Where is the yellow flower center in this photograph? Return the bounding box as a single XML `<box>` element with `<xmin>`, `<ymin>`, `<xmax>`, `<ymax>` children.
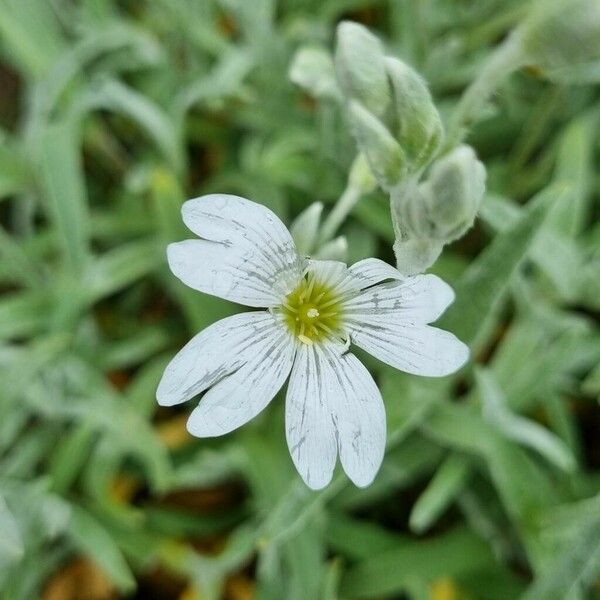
<box><xmin>282</xmin><ymin>274</ymin><xmax>343</xmax><ymax>344</ymax></box>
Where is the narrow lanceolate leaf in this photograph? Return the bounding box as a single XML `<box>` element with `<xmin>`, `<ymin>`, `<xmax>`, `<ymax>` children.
<box><xmin>0</xmin><ymin>291</ymin><xmax>48</xmax><ymax>340</ymax></box>
<box><xmin>476</xmin><ymin>368</ymin><xmax>576</xmax><ymax>472</ymax></box>
<box><xmin>68</xmin><ymin>505</ymin><xmax>136</xmax><ymax>593</ymax></box>
<box><xmin>37</xmin><ymin>120</ymin><xmax>90</xmax><ymax>273</ymax></box>
<box><xmin>0</xmin><ymin>0</ymin><xmax>65</xmax><ymax>78</ymax></box>
<box><xmin>340</xmin><ymin>527</ymin><xmax>495</xmax><ymax>598</ymax></box>
<box><xmin>81</xmin><ymin>78</ymin><xmax>183</xmax><ymax>172</ymax></box>
<box><xmin>521</xmin><ymin>515</ymin><xmax>600</xmax><ymax>600</ymax></box>
<box><xmin>549</xmin><ymin>111</ymin><xmax>597</xmax><ymax>237</ymax></box>
<box><xmin>438</xmin><ymin>184</ymin><xmax>562</xmax><ymax>350</ymax></box>
<box><xmin>0</xmin><ymin>495</ymin><xmax>24</xmax><ymax>570</ymax></box>
<box><xmin>409</xmin><ymin>453</ymin><xmax>471</xmax><ymax>533</ymax></box>
<box><xmin>0</xmin><ymin>135</ymin><xmax>29</xmax><ymax>198</ymax></box>
<box><xmin>83</xmin><ymin>238</ymin><xmax>160</xmax><ymax>304</ymax></box>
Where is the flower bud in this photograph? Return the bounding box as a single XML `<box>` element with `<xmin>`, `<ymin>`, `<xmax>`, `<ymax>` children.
<box><xmin>517</xmin><ymin>0</ymin><xmax>600</xmax><ymax>84</ymax></box>
<box><xmin>390</xmin><ymin>146</ymin><xmax>485</xmax><ymax>274</ymax></box>
<box><xmin>347</xmin><ymin>100</ymin><xmax>406</xmax><ymax>190</ymax></box>
<box><xmin>335</xmin><ymin>21</ymin><xmax>390</xmax><ymax>117</ymax></box>
<box><xmin>426</xmin><ymin>145</ymin><xmax>486</xmax><ymax>241</ymax></box>
<box><xmin>385</xmin><ymin>57</ymin><xmax>444</xmax><ymax>169</ymax></box>
<box><xmin>289</xmin><ymin>47</ymin><xmax>340</xmax><ymax>100</ymax></box>
<box><xmin>290</xmin><ymin>202</ymin><xmax>323</xmax><ymax>255</ymax></box>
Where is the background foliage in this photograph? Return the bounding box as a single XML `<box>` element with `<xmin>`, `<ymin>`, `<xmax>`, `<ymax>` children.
<box><xmin>0</xmin><ymin>0</ymin><xmax>599</xmax><ymax>599</ymax></box>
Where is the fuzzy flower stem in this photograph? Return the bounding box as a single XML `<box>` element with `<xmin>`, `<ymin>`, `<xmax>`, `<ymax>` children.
<box><xmin>318</xmin><ymin>184</ymin><xmax>361</xmax><ymax>245</ymax></box>
<box><xmin>446</xmin><ymin>35</ymin><xmax>526</xmax><ymax>150</ymax></box>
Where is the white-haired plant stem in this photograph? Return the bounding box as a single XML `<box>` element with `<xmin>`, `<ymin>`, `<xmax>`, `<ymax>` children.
<box><xmin>446</xmin><ymin>35</ymin><xmax>525</xmax><ymax>150</ymax></box>
<box><xmin>317</xmin><ymin>182</ymin><xmax>362</xmax><ymax>246</ymax></box>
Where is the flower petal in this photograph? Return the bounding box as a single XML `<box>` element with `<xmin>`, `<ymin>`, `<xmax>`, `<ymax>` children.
<box><xmin>156</xmin><ymin>311</ymin><xmax>277</xmax><ymax>407</ymax></box>
<box><xmin>168</xmin><ymin>194</ymin><xmax>304</xmax><ymax>307</ymax></box>
<box><xmin>187</xmin><ymin>324</ymin><xmax>296</xmax><ymax>437</ymax></box>
<box><xmin>285</xmin><ymin>342</ymin><xmax>386</xmax><ymax>489</ymax></box>
<box><xmin>321</xmin><ymin>344</ymin><xmax>386</xmax><ymax>488</ymax></box>
<box><xmin>348</xmin><ymin>320</ymin><xmax>469</xmax><ymax>377</ymax></box>
<box><xmin>285</xmin><ymin>343</ymin><xmax>338</xmax><ymax>490</ymax></box>
<box><xmin>321</xmin><ymin>257</ymin><xmax>404</xmax><ymax>298</ymax></box>
<box><xmin>306</xmin><ymin>259</ymin><xmax>348</xmax><ymax>287</ymax></box>
<box><xmin>348</xmin><ymin>258</ymin><xmax>404</xmax><ymax>287</ymax></box>
<box><xmin>343</xmin><ymin>274</ymin><xmax>455</xmax><ymax>325</ymax></box>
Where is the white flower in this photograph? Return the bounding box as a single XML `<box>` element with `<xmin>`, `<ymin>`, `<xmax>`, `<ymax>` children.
<box><xmin>157</xmin><ymin>194</ymin><xmax>468</xmax><ymax>490</ymax></box>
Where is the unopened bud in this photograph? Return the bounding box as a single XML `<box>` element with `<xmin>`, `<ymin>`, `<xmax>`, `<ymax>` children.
<box><xmin>335</xmin><ymin>21</ymin><xmax>390</xmax><ymax>117</ymax></box>
<box><xmin>426</xmin><ymin>145</ymin><xmax>486</xmax><ymax>241</ymax></box>
<box><xmin>348</xmin><ymin>100</ymin><xmax>406</xmax><ymax>190</ymax></box>
<box><xmin>517</xmin><ymin>0</ymin><xmax>600</xmax><ymax>84</ymax></box>
<box><xmin>390</xmin><ymin>146</ymin><xmax>485</xmax><ymax>274</ymax></box>
<box><xmin>385</xmin><ymin>57</ymin><xmax>444</xmax><ymax>169</ymax></box>
<box><xmin>289</xmin><ymin>47</ymin><xmax>340</xmax><ymax>100</ymax></box>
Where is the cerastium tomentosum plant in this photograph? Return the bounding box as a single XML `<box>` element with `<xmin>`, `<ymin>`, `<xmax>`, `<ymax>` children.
<box><xmin>157</xmin><ymin>0</ymin><xmax>600</xmax><ymax>492</ymax></box>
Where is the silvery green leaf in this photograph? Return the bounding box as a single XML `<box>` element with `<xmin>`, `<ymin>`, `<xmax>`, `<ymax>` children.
<box><xmin>438</xmin><ymin>184</ymin><xmax>560</xmax><ymax>348</ymax></box>
<box><xmin>68</xmin><ymin>505</ymin><xmax>136</xmax><ymax>593</ymax></box>
<box><xmin>476</xmin><ymin>368</ymin><xmax>576</xmax><ymax>472</ymax></box>
<box><xmin>335</xmin><ymin>21</ymin><xmax>390</xmax><ymax>117</ymax></box>
<box><xmin>289</xmin><ymin>47</ymin><xmax>340</xmax><ymax>101</ymax></box>
<box><xmin>385</xmin><ymin>57</ymin><xmax>443</xmax><ymax>170</ymax></box>
<box><xmin>37</xmin><ymin>120</ymin><xmax>90</xmax><ymax>274</ymax></box>
<box><xmin>290</xmin><ymin>202</ymin><xmax>323</xmax><ymax>255</ymax></box>
<box><xmin>409</xmin><ymin>454</ymin><xmax>471</xmax><ymax>533</ymax></box>
<box><xmin>347</xmin><ymin>101</ymin><xmax>405</xmax><ymax>190</ymax></box>
<box><xmin>0</xmin><ymin>495</ymin><xmax>23</xmax><ymax>571</ymax></box>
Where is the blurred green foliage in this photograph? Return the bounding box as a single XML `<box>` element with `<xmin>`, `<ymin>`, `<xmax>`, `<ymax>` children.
<box><xmin>0</xmin><ymin>0</ymin><xmax>599</xmax><ymax>599</ymax></box>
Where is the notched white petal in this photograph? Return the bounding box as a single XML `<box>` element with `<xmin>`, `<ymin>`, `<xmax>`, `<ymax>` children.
<box><xmin>187</xmin><ymin>326</ymin><xmax>296</xmax><ymax>437</ymax></box>
<box><xmin>168</xmin><ymin>240</ymin><xmax>287</xmax><ymax>307</ymax></box>
<box><xmin>349</xmin><ymin>322</ymin><xmax>469</xmax><ymax>377</ymax></box>
<box><xmin>286</xmin><ymin>344</ymin><xmax>337</xmax><ymax>490</ymax></box>
<box><xmin>321</xmin><ymin>344</ymin><xmax>386</xmax><ymax>488</ymax></box>
<box><xmin>348</xmin><ymin>258</ymin><xmax>405</xmax><ymax>288</ymax></box>
<box><xmin>174</xmin><ymin>194</ymin><xmax>304</xmax><ymax>304</ymax></box>
<box><xmin>306</xmin><ymin>259</ymin><xmax>348</xmax><ymax>286</ymax></box>
<box><xmin>156</xmin><ymin>311</ymin><xmax>276</xmax><ymax>407</ymax></box>
<box><xmin>285</xmin><ymin>341</ymin><xmax>386</xmax><ymax>490</ymax></box>
<box><xmin>343</xmin><ymin>273</ymin><xmax>455</xmax><ymax>325</ymax></box>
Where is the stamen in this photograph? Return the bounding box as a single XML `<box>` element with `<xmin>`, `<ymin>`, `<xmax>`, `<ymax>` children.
<box><xmin>283</xmin><ymin>301</ymin><xmax>298</xmax><ymax>313</ymax></box>
<box><xmin>315</xmin><ymin>322</ymin><xmax>334</xmax><ymax>335</ymax></box>
<box><xmin>298</xmin><ymin>334</ymin><xmax>313</xmax><ymax>345</ymax></box>
<box><xmin>305</xmin><ymin>273</ymin><xmax>317</xmax><ymax>299</ymax></box>
<box><xmin>318</xmin><ymin>296</ymin><xmax>344</xmax><ymax>310</ymax></box>
<box><xmin>316</xmin><ymin>310</ymin><xmax>338</xmax><ymax>318</ymax></box>
<box><xmin>306</xmin><ymin>307</ymin><xmax>319</xmax><ymax>318</ymax></box>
